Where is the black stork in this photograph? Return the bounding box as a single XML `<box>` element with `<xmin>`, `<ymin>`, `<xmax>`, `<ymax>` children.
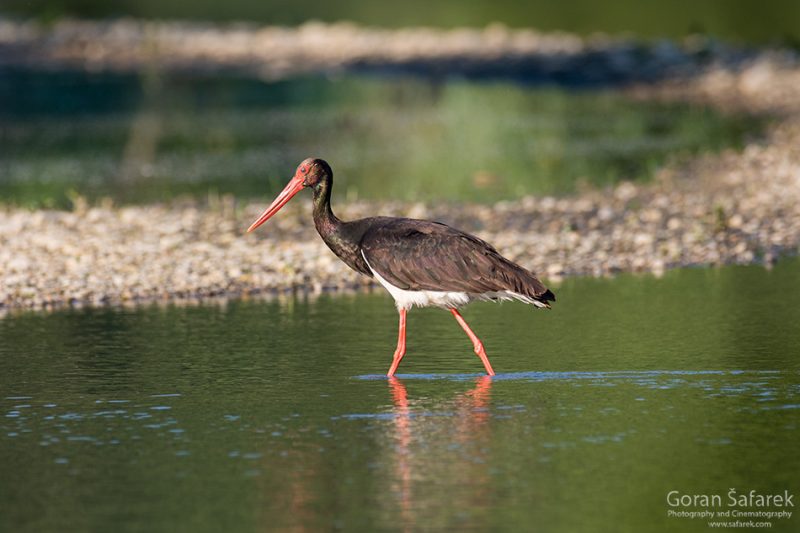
<box><xmin>247</xmin><ymin>158</ymin><xmax>555</xmax><ymax>377</ymax></box>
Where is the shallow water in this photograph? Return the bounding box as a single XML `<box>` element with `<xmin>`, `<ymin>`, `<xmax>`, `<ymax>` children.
<box><xmin>1</xmin><ymin>260</ymin><xmax>798</xmax><ymax>532</ymax></box>
<box><xmin>0</xmin><ymin>71</ymin><xmax>761</xmax><ymax>207</ymax></box>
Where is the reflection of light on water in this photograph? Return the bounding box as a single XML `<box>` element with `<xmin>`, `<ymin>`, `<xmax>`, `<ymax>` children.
<box><xmin>359</xmin><ymin>370</ymin><xmax>787</xmax><ymax>399</ymax></box>
<box><xmin>388</xmin><ymin>378</ymin><xmax>412</xmax><ymax>530</ymax></box>
<box><xmin>387</xmin><ymin>376</ymin><xmax>493</xmax><ymax>530</ymax></box>
<box><xmin>359</xmin><ymin>369</ymin><xmax>782</xmax><ymax>382</ymax></box>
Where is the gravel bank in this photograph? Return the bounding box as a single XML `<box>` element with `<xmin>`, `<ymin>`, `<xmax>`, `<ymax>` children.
<box><xmin>1</xmin><ymin>117</ymin><xmax>798</xmax><ymax>312</ymax></box>
<box><xmin>0</xmin><ymin>18</ymin><xmax>759</xmax><ymax>83</ymax></box>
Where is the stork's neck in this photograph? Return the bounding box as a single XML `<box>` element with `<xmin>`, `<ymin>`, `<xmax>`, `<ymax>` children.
<box><xmin>310</xmin><ymin>174</ymin><xmax>377</xmax><ymax>277</ymax></box>
<box><xmin>310</xmin><ymin>175</ymin><xmax>370</xmax><ymax>276</ymax></box>
<box><xmin>312</xmin><ymin>177</ymin><xmax>342</xmax><ymax>240</ymax></box>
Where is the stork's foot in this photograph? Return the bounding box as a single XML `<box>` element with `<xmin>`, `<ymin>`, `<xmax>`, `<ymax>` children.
<box><xmin>387</xmin><ymin>308</ymin><xmax>408</xmax><ymax>377</ymax></box>
<box><xmin>449</xmin><ymin>308</ymin><xmax>496</xmax><ymax>376</ymax></box>
<box><xmin>387</xmin><ymin>347</ymin><xmax>405</xmax><ymax>377</ymax></box>
<box><xmin>472</xmin><ymin>341</ymin><xmax>496</xmax><ymax>376</ymax></box>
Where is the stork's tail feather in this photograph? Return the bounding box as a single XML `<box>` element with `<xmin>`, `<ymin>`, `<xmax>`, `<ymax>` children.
<box><xmin>501</xmin><ymin>265</ymin><xmax>556</xmax><ymax>309</ymax></box>
<box><xmin>533</xmin><ymin>288</ymin><xmax>556</xmax><ymax>309</ymax></box>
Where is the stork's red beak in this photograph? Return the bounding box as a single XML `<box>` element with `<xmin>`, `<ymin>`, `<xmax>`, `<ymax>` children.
<box><xmin>246</xmin><ymin>175</ymin><xmax>305</xmax><ymax>233</ymax></box>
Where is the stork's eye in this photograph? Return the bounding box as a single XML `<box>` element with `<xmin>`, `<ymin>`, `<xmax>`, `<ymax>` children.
<box><xmin>300</xmin><ymin>166</ymin><xmax>308</xmax><ymax>174</ymax></box>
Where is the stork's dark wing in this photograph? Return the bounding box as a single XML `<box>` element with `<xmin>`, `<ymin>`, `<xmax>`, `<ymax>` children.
<box><xmin>360</xmin><ymin>218</ymin><xmax>554</xmax><ymax>303</ymax></box>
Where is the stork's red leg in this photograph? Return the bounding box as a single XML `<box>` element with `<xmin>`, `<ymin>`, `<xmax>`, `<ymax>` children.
<box><xmin>387</xmin><ymin>308</ymin><xmax>408</xmax><ymax>377</ymax></box>
<box><xmin>449</xmin><ymin>309</ymin><xmax>496</xmax><ymax>376</ymax></box>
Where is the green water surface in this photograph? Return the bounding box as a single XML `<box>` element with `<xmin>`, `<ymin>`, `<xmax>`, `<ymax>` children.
<box><xmin>0</xmin><ymin>72</ymin><xmax>761</xmax><ymax>208</ymax></box>
<box><xmin>1</xmin><ymin>260</ymin><xmax>798</xmax><ymax>532</ymax></box>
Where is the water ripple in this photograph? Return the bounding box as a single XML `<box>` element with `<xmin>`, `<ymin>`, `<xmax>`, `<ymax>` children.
<box><xmin>355</xmin><ymin>369</ymin><xmax>782</xmax><ymax>382</ymax></box>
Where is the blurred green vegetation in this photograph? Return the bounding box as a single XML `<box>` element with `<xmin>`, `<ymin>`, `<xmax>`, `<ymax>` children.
<box><xmin>0</xmin><ymin>71</ymin><xmax>763</xmax><ymax>208</ymax></box>
<box><xmin>3</xmin><ymin>0</ymin><xmax>800</xmax><ymax>45</ymax></box>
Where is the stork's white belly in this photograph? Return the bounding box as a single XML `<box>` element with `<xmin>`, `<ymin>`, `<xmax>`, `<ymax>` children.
<box><xmin>370</xmin><ymin>265</ymin><xmax>472</xmax><ymax>310</ymax></box>
<box><xmin>362</xmin><ymin>251</ymin><xmax>547</xmax><ymax>311</ymax></box>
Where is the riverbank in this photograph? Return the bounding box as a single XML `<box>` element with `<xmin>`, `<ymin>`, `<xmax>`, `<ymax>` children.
<box><xmin>1</xmin><ymin>21</ymin><xmax>799</xmax><ymax>312</ymax></box>
<box><xmin>2</xmin><ymin>117</ymin><xmax>798</xmax><ymax>312</ymax></box>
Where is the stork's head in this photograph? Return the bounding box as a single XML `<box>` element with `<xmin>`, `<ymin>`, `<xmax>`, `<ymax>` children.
<box><xmin>246</xmin><ymin>158</ymin><xmax>332</xmax><ymax>233</ymax></box>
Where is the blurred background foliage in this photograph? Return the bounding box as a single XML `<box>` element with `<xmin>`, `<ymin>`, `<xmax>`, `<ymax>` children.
<box><xmin>0</xmin><ymin>73</ymin><xmax>763</xmax><ymax>208</ymax></box>
<box><xmin>0</xmin><ymin>0</ymin><xmax>783</xmax><ymax>208</ymax></box>
<box><xmin>3</xmin><ymin>0</ymin><xmax>800</xmax><ymax>45</ymax></box>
